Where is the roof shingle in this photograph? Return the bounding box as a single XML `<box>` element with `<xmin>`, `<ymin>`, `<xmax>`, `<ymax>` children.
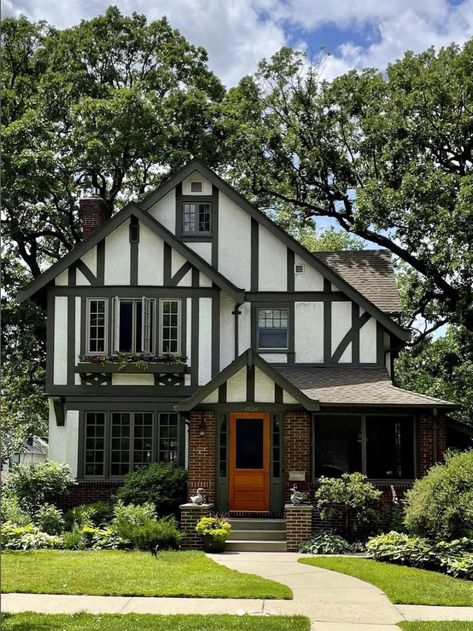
<box><xmin>315</xmin><ymin>250</ymin><xmax>401</xmax><ymax>314</ymax></box>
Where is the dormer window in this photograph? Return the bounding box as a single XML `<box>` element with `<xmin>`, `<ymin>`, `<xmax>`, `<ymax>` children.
<box><xmin>182</xmin><ymin>202</ymin><xmax>211</xmax><ymax>234</ymax></box>
<box><xmin>190</xmin><ymin>180</ymin><xmax>203</xmax><ymax>193</ymax></box>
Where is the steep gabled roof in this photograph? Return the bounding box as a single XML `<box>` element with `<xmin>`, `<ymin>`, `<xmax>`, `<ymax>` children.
<box><xmin>140</xmin><ymin>159</ymin><xmax>409</xmax><ymax>341</ymax></box>
<box><xmin>175</xmin><ymin>349</ymin><xmax>320</xmax><ymax>412</ymax></box>
<box><xmin>17</xmin><ymin>202</ymin><xmax>245</xmax><ymax>305</ymax></box>
<box><xmin>315</xmin><ymin>250</ymin><xmax>401</xmax><ymax>314</ymax></box>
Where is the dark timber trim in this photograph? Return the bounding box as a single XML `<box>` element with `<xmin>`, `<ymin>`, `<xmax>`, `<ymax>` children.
<box><xmin>139</xmin><ymin>159</ymin><xmax>409</xmax><ymax>342</ymax></box>
<box><xmin>233</xmin><ymin>303</ymin><xmax>241</xmax><ymax>359</ymax></box>
<box><xmin>218</xmin><ymin>382</ymin><xmax>227</xmax><ymax>403</ymax></box>
<box><xmin>175</xmin><ymin>182</ymin><xmax>183</xmax><ymax>235</ymax></box>
<box><xmin>331</xmin><ymin>310</ymin><xmax>371</xmax><ymax>363</ymax></box>
<box><xmin>68</xmin><ymin>264</ymin><xmax>76</xmax><ymax>287</ymax></box>
<box><xmin>287</xmin><ymin>248</ymin><xmax>295</xmax><ymax>292</ymax></box>
<box><xmin>211</xmin><ymin>185</ymin><xmax>219</xmax><ymax>268</ymax></box>
<box><xmin>97</xmin><ymin>240</ymin><xmax>105</xmax><ymax>284</ymax></box>
<box><xmin>175</xmin><ymin>349</ymin><xmax>320</xmax><ymax>412</ymax></box>
<box><xmin>246</xmin><ymin>364</ymin><xmax>255</xmax><ymax>402</ymax></box>
<box><xmin>171</xmin><ymin>261</ymin><xmax>193</xmax><ymax>286</ymax></box>
<box><xmin>130</xmin><ymin>245</ymin><xmax>138</xmax><ymax>287</ymax></box>
<box><xmin>163</xmin><ymin>243</ymin><xmax>172</xmax><ymax>285</ymax></box>
<box><xmin>247</xmin><ymin>291</ymin><xmax>347</xmax><ymax>301</ymax></box>
<box><xmin>50</xmin><ymin>286</ymin><xmax>217</xmax><ymax>298</ymax></box>
<box><xmin>76</xmin><ymin>260</ymin><xmax>97</xmax><ymax>286</ymax></box>
<box><xmin>274</xmin><ymin>383</ymin><xmax>283</xmax><ymax>404</ymax></box>
<box><xmin>251</xmin><ymin>218</ymin><xmax>259</xmax><ymax>291</ymax></box>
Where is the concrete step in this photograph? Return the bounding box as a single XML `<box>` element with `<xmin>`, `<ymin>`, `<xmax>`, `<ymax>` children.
<box><xmin>228</xmin><ymin>518</ymin><xmax>286</xmax><ymax>531</ymax></box>
<box><xmin>225</xmin><ymin>540</ymin><xmax>287</xmax><ymax>552</ymax></box>
<box><xmin>230</xmin><ymin>529</ymin><xmax>286</xmax><ymax>541</ymax></box>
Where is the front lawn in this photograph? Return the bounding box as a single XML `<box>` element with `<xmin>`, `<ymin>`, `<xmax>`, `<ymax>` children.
<box><xmin>399</xmin><ymin>624</ymin><xmax>473</xmax><ymax>631</ymax></box>
<box><xmin>2</xmin><ymin>550</ymin><xmax>292</xmax><ymax>599</ymax></box>
<box><xmin>0</xmin><ymin>613</ymin><xmax>309</xmax><ymax>631</ymax></box>
<box><xmin>299</xmin><ymin>557</ymin><xmax>473</xmax><ymax>606</ymax></box>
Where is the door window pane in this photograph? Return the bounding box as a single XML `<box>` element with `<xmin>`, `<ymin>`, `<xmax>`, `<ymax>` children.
<box><xmin>257</xmin><ymin>308</ymin><xmax>288</xmax><ymax>349</ymax></box>
<box><xmin>314</xmin><ymin>416</ymin><xmax>362</xmax><ymax>477</ymax></box>
<box><xmin>236</xmin><ymin>418</ymin><xmax>263</xmax><ymax>469</ymax></box>
<box><xmin>366</xmin><ymin>417</ymin><xmax>414</xmax><ymax>479</ymax></box>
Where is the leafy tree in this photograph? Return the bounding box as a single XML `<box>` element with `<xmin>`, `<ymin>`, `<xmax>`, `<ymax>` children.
<box><xmin>395</xmin><ymin>326</ymin><xmax>473</xmax><ymax>425</ymax></box>
<box><xmin>1</xmin><ymin>8</ymin><xmax>226</xmax><ymax>444</ymax></box>
<box><xmin>222</xmin><ymin>44</ymin><xmax>473</xmax><ymax>340</ymax></box>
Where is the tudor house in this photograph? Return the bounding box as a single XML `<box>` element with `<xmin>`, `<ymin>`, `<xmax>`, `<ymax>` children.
<box><xmin>19</xmin><ymin>160</ymin><xmax>461</xmax><ymax>519</ymax></box>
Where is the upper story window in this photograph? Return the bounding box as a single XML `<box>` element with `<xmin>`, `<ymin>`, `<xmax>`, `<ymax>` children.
<box><xmin>182</xmin><ymin>202</ymin><xmax>211</xmax><ymax>234</ymax></box>
<box><xmin>256</xmin><ymin>308</ymin><xmax>288</xmax><ymax>350</ymax></box>
<box><xmin>87</xmin><ymin>299</ymin><xmax>108</xmax><ymax>354</ymax></box>
<box><xmin>113</xmin><ymin>297</ymin><xmax>154</xmax><ymax>353</ymax></box>
<box><xmin>160</xmin><ymin>299</ymin><xmax>181</xmax><ymax>354</ymax></box>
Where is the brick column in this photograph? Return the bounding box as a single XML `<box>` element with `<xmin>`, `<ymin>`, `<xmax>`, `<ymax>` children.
<box><xmin>283</xmin><ymin>410</ymin><xmax>311</xmax><ymax>501</ymax></box>
<box><xmin>285</xmin><ymin>504</ymin><xmax>313</xmax><ymax>552</ymax></box>
<box><xmin>180</xmin><ymin>503</ymin><xmax>213</xmax><ymax>550</ymax></box>
<box><xmin>187</xmin><ymin>411</ymin><xmax>216</xmax><ymax>504</ymax></box>
<box><xmin>418</xmin><ymin>415</ymin><xmax>447</xmax><ymax>476</ymax></box>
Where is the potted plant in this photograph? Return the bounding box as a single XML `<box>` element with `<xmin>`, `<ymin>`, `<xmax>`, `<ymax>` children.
<box><xmin>195</xmin><ymin>516</ymin><xmax>232</xmax><ymax>553</ymax></box>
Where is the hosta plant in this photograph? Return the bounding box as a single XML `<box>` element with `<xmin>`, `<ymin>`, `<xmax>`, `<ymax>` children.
<box><xmin>299</xmin><ymin>532</ymin><xmax>352</xmax><ymax>554</ymax></box>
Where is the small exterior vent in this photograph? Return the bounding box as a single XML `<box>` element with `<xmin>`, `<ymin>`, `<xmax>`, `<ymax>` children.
<box><xmin>295</xmin><ymin>264</ymin><xmax>305</xmax><ymax>274</ymax></box>
<box><xmin>190</xmin><ymin>180</ymin><xmax>203</xmax><ymax>192</ymax></box>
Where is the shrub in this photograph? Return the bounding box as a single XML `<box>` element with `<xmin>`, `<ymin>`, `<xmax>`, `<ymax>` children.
<box><xmin>195</xmin><ymin>516</ymin><xmax>232</xmax><ymax>544</ymax></box>
<box><xmin>1</xmin><ymin>522</ymin><xmax>62</xmax><ymax>550</ymax></box>
<box><xmin>5</xmin><ymin>462</ymin><xmax>75</xmax><ymax>512</ymax></box>
<box><xmin>404</xmin><ymin>449</ymin><xmax>473</xmax><ymax>540</ymax></box>
<box><xmin>315</xmin><ymin>473</ymin><xmax>382</xmax><ymax>541</ymax></box>
<box><xmin>61</xmin><ymin>524</ymin><xmax>128</xmax><ymax>550</ymax></box>
<box><xmin>115</xmin><ymin>463</ymin><xmax>187</xmax><ymax>516</ymax></box>
<box><xmin>367</xmin><ymin>531</ymin><xmax>473</xmax><ymax>579</ymax></box>
<box><xmin>34</xmin><ymin>504</ymin><xmax>65</xmax><ymax>535</ymax></box>
<box><xmin>299</xmin><ymin>532</ymin><xmax>352</xmax><ymax>554</ymax></box>
<box><xmin>112</xmin><ymin>500</ymin><xmax>156</xmax><ymax>528</ymax></box>
<box><xmin>112</xmin><ymin>500</ymin><xmax>180</xmax><ymax>550</ymax></box>
<box><xmin>0</xmin><ymin>494</ymin><xmax>31</xmax><ymax>526</ymax></box>
<box><xmin>65</xmin><ymin>502</ymin><xmax>113</xmax><ymax>529</ymax></box>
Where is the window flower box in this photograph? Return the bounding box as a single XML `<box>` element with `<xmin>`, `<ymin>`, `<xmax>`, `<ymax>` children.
<box><xmin>76</xmin><ymin>353</ymin><xmax>188</xmax><ymax>375</ymax></box>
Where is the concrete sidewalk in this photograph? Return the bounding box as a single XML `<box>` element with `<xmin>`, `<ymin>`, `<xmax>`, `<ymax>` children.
<box><xmin>2</xmin><ymin>552</ymin><xmax>473</xmax><ymax>630</ymax></box>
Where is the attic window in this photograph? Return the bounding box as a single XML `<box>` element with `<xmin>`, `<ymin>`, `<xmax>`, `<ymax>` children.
<box><xmin>182</xmin><ymin>202</ymin><xmax>211</xmax><ymax>234</ymax></box>
<box><xmin>295</xmin><ymin>264</ymin><xmax>305</xmax><ymax>274</ymax></box>
<box><xmin>190</xmin><ymin>180</ymin><xmax>203</xmax><ymax>193</ymax></box>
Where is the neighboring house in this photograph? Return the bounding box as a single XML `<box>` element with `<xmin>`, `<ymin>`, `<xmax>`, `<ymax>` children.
<box><xmin>19</xmin><ymin>160</ymin><xmax>460</xmax><ymax>514</ymax></box>
<box><xmin>2</xmin><ymin>435</ymin><xmax>48</xmax><ymax>474</ymax></box>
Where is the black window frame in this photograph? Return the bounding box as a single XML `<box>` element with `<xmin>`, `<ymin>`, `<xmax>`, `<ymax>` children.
<box><xmin>256</xmin><ymin>307</ymin><xmax>289</xmax><ymax>351</ymax></box>
<box><xmin>313</xmin><ymin>413</ymin><xmax>417</xmax><ymax>482</ymax></box>
<box><xmin>181</xmin><ymin>201</ymin><xmax>212</xmax><ymax>235</ymax></box>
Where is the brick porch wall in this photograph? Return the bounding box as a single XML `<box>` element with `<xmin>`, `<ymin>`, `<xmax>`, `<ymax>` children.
<box><xmin>418</xmin><ymin>415</ymin><xmax>447</xmax><ymax>476</ymax></box>
<box><xmin>54</xmin><ymin>480</ymin><xmax>122</xmax><ymax>510</ymax></box>
<box><xmin>187</xmin><ymin>410</ymin><xmax>216</xmax><ymax>505</ymax></box>
<box><xmin>283</xmin><ymin>410</ymin><xmax>312</xmax><ymax>502</ymax></box>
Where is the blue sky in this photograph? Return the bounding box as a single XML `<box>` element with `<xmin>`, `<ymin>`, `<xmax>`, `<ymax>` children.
<box><xmin>6</xmin><ymin>0</ymin><xmax>473</xmax><ymax>86</ymax></box>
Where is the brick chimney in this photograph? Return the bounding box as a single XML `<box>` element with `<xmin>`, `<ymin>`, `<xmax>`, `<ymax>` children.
<box><xmin>79</xmin><ymin>191</ymin><xmax>109</xmax><ymax>239</ymax></box>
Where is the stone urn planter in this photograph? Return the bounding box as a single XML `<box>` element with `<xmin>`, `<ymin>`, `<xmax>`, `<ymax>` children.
<box><xmin>203</xmin><ymin>535</ymin><xmax>226</xmax><ymax>553</ymax></box>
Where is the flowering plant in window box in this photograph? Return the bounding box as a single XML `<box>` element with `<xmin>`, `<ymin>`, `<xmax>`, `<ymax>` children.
<box><xmin>78</xmin><ymin>353</ymin><xmax>188</xmax><ymax>373</ymax></box>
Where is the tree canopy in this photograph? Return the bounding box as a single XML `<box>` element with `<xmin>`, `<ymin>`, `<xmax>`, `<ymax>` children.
<box><xmin>221</xmin><ymin>44</ymin><xmax>473</xmax><ymax>341</ymax></box>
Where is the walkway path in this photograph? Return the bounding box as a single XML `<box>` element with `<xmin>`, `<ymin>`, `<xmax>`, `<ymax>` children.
<box><xmin>3</xmin><ymin>552</ymin><xmax>473</xmax><ymax>630</ymax></box>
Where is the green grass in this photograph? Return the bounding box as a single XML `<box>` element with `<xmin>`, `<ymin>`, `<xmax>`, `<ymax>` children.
<box><xmin>0</xmin><ymin>613</ymin><xmax>309</xmax><ymax>631</ymax></box>
<box><xmin>299</xmin><ymin>557</ymin><xmax>473</xmax><ymax>606</ymax></box>
<box><xmin>1</xmin><ymin>550</ymin><xmax>292</xmax><ymax>599</ymax></box>
<box><xmin>399</xmin><ymin>624</ymin><xmax>473</xmax><ymax>631</ymax></box>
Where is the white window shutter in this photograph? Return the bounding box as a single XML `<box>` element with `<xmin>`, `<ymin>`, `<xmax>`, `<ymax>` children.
<box><xmin>113</xmin><ymin>297</ymin><xmax>120</xmax><ymax>353</ymax></box>
<box><xmin>142</xmin><ymin>296</ymin><xmax>151</xmax><ymax>353</ymax></box>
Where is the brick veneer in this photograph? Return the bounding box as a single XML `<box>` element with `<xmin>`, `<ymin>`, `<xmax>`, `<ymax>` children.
<box><xmin>187</xmin><ymin>410</ymin><xmax>216</xmax><ymax>504</ymax></box>
<box><xmin>180</xmin><ymin>503</ymin><xmax>212</xmax><ymax>550</ymax></box>
<box><xmin>418</xmin><ymin>415</ymin><xmax>447</xmax><ymax>476</ymax></box>
<box><xmin>54</xmin><ymin>480</ymin><xmax>122</xmax><ymax>510</ymax></box>
<box><xmin>79</xmin><ymin>194</ymin><xmax>109</xmax><ymax>239</ymax></box>
<box><xmin>285</xmin><ymin>504</ymin><xmax>313</xmax><ymax>552</ymax></box>
<box><xmin>283</xmin><ymin>410</ymin><xmax>312</xmax><ymax>501</ymax></box>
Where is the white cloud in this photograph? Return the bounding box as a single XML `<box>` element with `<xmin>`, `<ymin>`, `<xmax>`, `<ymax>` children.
<box><xmin>3</xmin><ymin>0</ymin><xmax>286</xmax><ymax>86</ymax></box>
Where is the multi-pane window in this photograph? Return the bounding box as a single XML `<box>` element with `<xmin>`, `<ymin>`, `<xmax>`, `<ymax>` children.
<box><xmin>182</xmin><ymin>202</ymin><xmax>211</xmax><ymax>234</ymax></box>
<box><xmin>160</xmin><ymin>300</ymin><xmax>180</xmax><ymax>354</ymax></box>
<box><xmin>257</xmin><ymin>308</ymin><xmax>288</xmax><ymax>350</ymax></box>
<box><xmin>114</xmin><ymin>297</ymin><xmax>154</xmax><ymax>353</ymax></box>
<box><xmin>158</xmin><ymin>413</ymin><xmax>178</xmax><ymax>462</ymax></box>
<box><xmin>84</xmin><ymin>412</ymin><xmax>106</xmax><ymax>476</ymax></box>
<box><xmin>219</xmin><ymin>416</ymin><xmax>228</xmax><ymax>477</ymax></box>
<box><xmin>272</xmin><ymin>415</ymin><xmax>281</xmax><ymax>478</ymax></box>
<box><xmin>87</xmin><ymin>299</ymin><xmax>107</xmax><ymax>353</ymax></box>
<box><xmin>110</xmin><ymin>412</ymin><xmax>131</xmax><ymax>477</ymax></box>
<box><xmin>133</xmin><ymin>413</ymin><xmax>153</xmax><ymax>470</ymax></box>
<box><xmin>314</xmin><ymin>415</ymin><xmax>415</xmax><ymax>480</ymax></box>
<box><xmin>84</xmin><ymin>411</ymin><xmax>180</xmax><ymax>478</ymax></box>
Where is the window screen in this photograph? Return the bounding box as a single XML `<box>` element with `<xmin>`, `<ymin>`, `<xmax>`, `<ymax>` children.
<box><xmin>366</xmin><ymin>417</ymin><xmax>414</xmax><ymax>479</ymax></box>
<box><xmin>314</xmin><ymin>416</ymin><xmax>362</xmax><ymax>477</ymax></box>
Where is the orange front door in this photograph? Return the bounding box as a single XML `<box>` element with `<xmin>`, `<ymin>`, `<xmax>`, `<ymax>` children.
<box><xmin>229</xmin><ymin>412</ymin><xmax>270</xmax><ymax>512</ymax></box>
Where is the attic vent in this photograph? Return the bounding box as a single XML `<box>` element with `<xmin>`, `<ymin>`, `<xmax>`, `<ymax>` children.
<box><xmin>295</xmin><ymin>264</ymin><xmax>305</xmax><ymax>274</ymax></box>
<box><xmin>190</xmin><ymin>180</ymin><xmax>203</xmax><ymax>193</ymax></box>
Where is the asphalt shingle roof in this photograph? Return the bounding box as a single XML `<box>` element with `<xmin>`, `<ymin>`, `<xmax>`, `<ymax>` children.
<box><xmin>276</xmin><ymin>365</ymin><xmax>454</xmax><ymax>407</ymax></box>
<box><xmin>315</xmin><ymin>249</ymin><xmax>402</xmax><ymax>314</ymax></box>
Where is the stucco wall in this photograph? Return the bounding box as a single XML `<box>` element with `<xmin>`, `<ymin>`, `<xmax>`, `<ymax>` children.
<box><xmin>218</xmin><ymin>191</ymin><xmax>251</xmax><ymax>288</ymax></box>
<box><xmin>295</xmin><ymin>302</ymin><xmax>324</xmax><ymax>362</ymax></box>
<box><xmin>104</xmin><ymin>220</ymin><xmax>130</xmax><ymax>285</ymax></box>
<box><xmin>53</xmin><ymin>296</ymin><xmax>68</xmax><ymax>385</ymax></box>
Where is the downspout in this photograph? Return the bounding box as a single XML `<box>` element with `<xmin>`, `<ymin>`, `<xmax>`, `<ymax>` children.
<box><xmin>232</xmin><ymin>303</ymin><xmax>242</xmax><ymax>360</ymax></box>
